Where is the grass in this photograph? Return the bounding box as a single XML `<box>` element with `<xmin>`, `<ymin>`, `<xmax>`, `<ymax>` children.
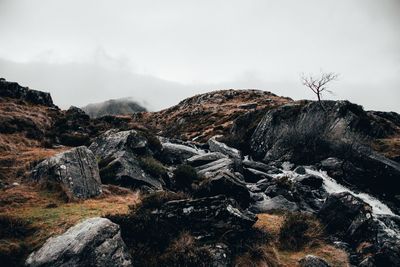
<box><xmin>252</xmin><ymin>213</ymin><xmax>350</xmax><ymax>267</ymax></box>
<box><xmin>0</xmin><ymin>184</ymin><xmax>140</xmax><ymax>266</ymax></box>
<box><xmin>372</xmin><ymin>137</ymin><xmax>400</xmax><ymax>160</ymax></box>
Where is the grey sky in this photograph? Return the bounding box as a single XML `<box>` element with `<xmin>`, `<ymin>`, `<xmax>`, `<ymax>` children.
<box><xmin>0</xmin><ymin>0</ymin><xmax>399</xmax><ymax>112</ymax></box>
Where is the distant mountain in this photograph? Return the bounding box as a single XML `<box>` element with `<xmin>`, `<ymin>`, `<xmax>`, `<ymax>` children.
<box><xmin>81</xmin><ymin>98</ymin><xmax>147</xmax><ymax>118</ymax></box>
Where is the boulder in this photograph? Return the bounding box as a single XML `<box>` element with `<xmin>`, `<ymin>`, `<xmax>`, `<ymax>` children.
<box><xmin>242</xmin><ymin>167</ymin><xmax>273</xmax><ymax>183</ymax></box>
<box><xmin>152</xmin><ymin>195</ymin><xmax>257</xmax><ymax>238</ymax></box>
<box><xmin>207</xmin><ymin>243</ymin><xmax>231</xmax><ymax>267</ymax></box>
<box><xmin>195</xmin><ymin>170</ymin><xmax>252</xmax><ymax>208</ymax></box>
<box><xmin>0</xmin><ymin>78</ymin><xmax>55</xmax><ymax>107</ymax></box>
<box><xmin>187</xmin><ymin>152</ymin><xmax>226</xmax><ymax>167</ymax></box>
<box><xmin>297</xmin><ymin>174</ymin><xmax>323</xmax><ymax>189</ymax></box>
<box><xmin>318</xmin><ymin>192</ymin><xmax>373</xmax><ymax>242</ymax></box>
<box><xmin>161</xmin><ymin>142</ymin><xmax>204</xmax><ymax>164</ymax></box>
<box><xmin>299</xmin><ymin>255</ymin><xmax>331</xmax><ymax>267</ymax></box>
<box><xmin>242</xmin><ymin>159</ymin><xmax>281</xmax><ymax>174</ymax></box>
<box><xmin>31</xmin><ymin>146</ymin><xmax>102</xmax><ymax>199</ymax></box>
<box><xmin>89</xmin><ymin>129</ymin><xmax>163</xmax><ymax>189</ymax></box>
<box><xmin>208</xmin><ymin>136</ymin><xmax>241</xmax><ymax>159</ymax></box>
<box><xmin>195</xmin><ymin>158</ymin><xmax>235</xmax><ymax>178</ymax></box>
<box><xmin>294</xmin><ymin>166</ymin><xmax>306</xmax><ymax>175</ymax></box>
<box><xmin>26</xmin><ymin>217</ymin><xmax>132</xmax><ymax>267</ymax></box>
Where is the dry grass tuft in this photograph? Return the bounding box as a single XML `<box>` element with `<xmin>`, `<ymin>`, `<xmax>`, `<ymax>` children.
<box><xmin>235</xmin><ymin>245</ymin><xmax>281</xmax><ymax>267</ymax></box>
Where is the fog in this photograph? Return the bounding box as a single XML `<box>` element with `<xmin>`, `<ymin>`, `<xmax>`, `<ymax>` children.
<box><xmin>0</xmin><ymin>0</ymin><xmax>399</xmax><ymax>112</ymax></box>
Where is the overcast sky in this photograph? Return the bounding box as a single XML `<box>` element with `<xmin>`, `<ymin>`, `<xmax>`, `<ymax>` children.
<box><xmin>0</xmin><ymin>0</ymin><xmax>399</xmax><ymax>112</ymax></box>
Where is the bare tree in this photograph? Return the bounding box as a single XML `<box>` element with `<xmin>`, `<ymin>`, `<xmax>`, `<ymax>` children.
<box><xmin>301</xmin><ymin>72</ymin><xmax>339</xmax><ymax>102</ymax></box>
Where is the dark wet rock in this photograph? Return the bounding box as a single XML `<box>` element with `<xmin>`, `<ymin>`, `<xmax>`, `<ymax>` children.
<box><xmin>161</xmin><ymin>142</ymin><xmax>204</xmax><ymax>164</ymax></box>
<box><xmin>242</xmin><ymin>159</ymin><xmax>280</xmax><ymax>174</ymax></box>
<box><xmin>31</xmin><ymin>146</ymin><xmax>102</xmax><ymax>199</ymax></box>
<box><xmin>152</xmin><ymin>195</ymin><xmax>257</xmax><ymax>238</ymax></box>
<box><xmin>195</xmin><ymin>170</ymin><xmax>252</xmax><ymax>208</ymax></box>
<box><xmin>318</xmin><ymin>192</ymin><xmax>373</xmax><ymax>242</ymax></box>
<box><xmin>299</xmin><ymin>255</ymin><xmax>331</xmax><ymax>267</ymax></box>
<box><xmin>187</xmin><ymin>152</ymin><xmax>226</xmax><ymax>167</ymax></box>
<box><xmin>242</xmin><ymin>167</ymin><xmax>273</xmax><ymax>183</ymax></box>
<box><xmin>89</xmin><ymin>129</ymin><xmax>163</xmax><ymax>189</ymax></box>
<box><xmin>0</xmin><ymin>78</ymin><xmax>55</xmax><ymax>107</ymax></box>
<box><xmin>294</xmin><ymin>166</ymin><xmax>306</xmax><ymax>174</ymax></box>
<box><xmin>297</xmin><ymin>174</ymin><xmax>323</xmax><ymax>189</ymax></box>
<box><xmin>26</xmin><ymin>217</ymin><xmax>132</xmax><ymax>267</ymax></box>
<box><xmin>207</xmin><ymin>243</ymin><xmax>231</xmax><ymax>267</ymax></box>
<box><xmin>250</xmin><ymin>100</ymin><xmax>394</xmax><ymax>163</ymax></box>
<box><xmin>251</xmin><ymin>195</ymin><xmax>299</xmax><ymax>213</ymax></box>
<box><xmin>52</xmin><ymin>106</ymin><xmax>92</xmax><ymax>146</ymax></box>
<box><xmin>195</xmin><ymin>158</ymin><xmax>235</xmax><ymax>178</ymax></box>
<box><xmin>208</xmin><ymin>136</ymin><xmax>241</xmax><ymax>159</ymax></box>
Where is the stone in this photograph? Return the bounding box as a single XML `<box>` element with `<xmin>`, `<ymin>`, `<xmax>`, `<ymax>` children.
<box><xmin>152</xmin><ymin>195</ymin><xmax>257</xmax><ymax>238</ymax></box>
<box><xmin>297</xmin><ymin>174</ymin><xmax>323</xmax><ymax>189</ymax></box>
<box><xmin>208</xmin><ymin>136</ymin><xmax>241</xmax><ymax>159</ymax></box>
<box><xmin>318</xmin><ymin>192</ymin><xmax>373</xmax><ymax>242</ymax></box>
<box><xmin>0</xmin><ymin>78</ymin><xmax>55</xmax><ymax>107</ymax></box>
<box><xmin>299</xmin><ymin>255</ymin><xmax>331</xmax><ymax>267</ymax></box>
<box><xmin>26</xmin><ymin>217</ymin><xmax>132</xmax><ymax>267</ymax></box>
<box><xmin>242</xmin><ymin>167</ymin><xmax>273</xmax><ymax>183</ymax></box>
<box><xmin>195</xmin><ymin>158</ymin><xmax>235</xmax><ymax>177</ymax></box>
<box><xmin>187</xmin><ymin>152</ymin><xmax>227</xmax><ymax>167</ymax></box>
<box><xmin>195</xmin><ymin>170</ymin><xmax>252</xmax><ymax>208</ymax></box>
<box><xmin>294</xmin><ymin>166</ymin><xmax>306</xmax><ymax>175</ymax></box>
<box><xmin>89</xmin><ymin>129</ymin><xmax>163</xmax><ymax>189</ymax></box>
<box><xmin>31</xmin><ymin>146</ymin><xmax>102</xmax><ymax>199</ymax></box>
<box><xmin>161</xmin><ymin>142</ymin><xmax>204</xmax><ymax>164</ymax></box>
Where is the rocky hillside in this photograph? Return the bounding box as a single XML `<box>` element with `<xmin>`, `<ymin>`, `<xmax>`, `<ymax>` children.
<box><xmin>134</xmin><ymin>89</ymin><xmax>292</xmax><ymax>142</ymax></box>
<box><xmin>1</xmin><ymin>78</ymin><xmax>400</xmax><ymax>267</ymax></box>
<box><xmin>82</xmin><ymin>98</ymin><xmax>147</xmax><ymax>118</ymax></box>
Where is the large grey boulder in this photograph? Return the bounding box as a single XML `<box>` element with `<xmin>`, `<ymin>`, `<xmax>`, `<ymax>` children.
<box><xmin>31</xmin><ymin>146</ymin><xmax>102</xmax><ymax>199</ymax></box>
<box><xmin>89</xmin><ymin>129</ymin><xmax>163</xmax><ymax>189</ymax></box>
<box><xmin>26</xmin><ymin>217</ymin><xmax>132</xmax><ymax>267</ymax></box>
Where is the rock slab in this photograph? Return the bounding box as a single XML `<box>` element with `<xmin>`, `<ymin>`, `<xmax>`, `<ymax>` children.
<box><xmin>26</xmin><ymin>217</ymin><xmax>132</xmax><ymax>267</ymax></box>
<box><xmin>31</xmin><ymin>146</ymin><xmax>102</xmax><ymax>199</ymax></box>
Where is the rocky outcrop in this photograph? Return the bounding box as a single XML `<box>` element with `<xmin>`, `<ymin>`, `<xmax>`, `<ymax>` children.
<box><xmin>0</xmin><ymin>78</ymin><xmax>55</xmax><ymax>107</ymax></box>
<box><xmin>318</xmin><ymin>192</ymin><xmax>373</xmax><ymax>242</ymax></box>
<box><xmin>89</xmin><ymin>129</ymin><xmax>163</xmax><ymax>189</ymax></box>
<box><xmin>195</xmin><ymin>158</ymin><xmax>235</xmax><ymax>178</ymax></box>
<box><xmin>26</xmin><ymin>217</ymin><xmax>132</xmax><ymax>267</ymax></box>
<box><xmin>251</xmin><ymin>100</ymin><xmax>390</xmax><ymax>162</ymax></box>
<box><xmin>132</xmin><ymin>89</ymin><xmax>292</xmax><ymax>142</ymax></box>
<box><xmin>195</xmin><ymin>170</ymin><xmax>251</xmax><ymax>208</ymax></box>
<box><xmin>250</xmin><ymin>100</ymin><xmax>400</xmax><ymax>211</ymax></box>
<box><xmin>152</xmin><ymin>195</ymin><xmax>257</xmax><ymax>238</ymax></box>
<box><xmin>31</xmin><ymin>146</ymin><xmax>102</xmax><ymax>199</ymax></box>
<box><xmin>251</xmin><ymin>195</ymin><xmax>299</xmax><ymax>213</ymax></box>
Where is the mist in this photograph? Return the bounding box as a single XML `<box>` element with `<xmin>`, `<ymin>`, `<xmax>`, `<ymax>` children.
<box><xmin>0</xmin><ymin>0</ymin><xmax>399</xmax><ymax>112</ymax></box>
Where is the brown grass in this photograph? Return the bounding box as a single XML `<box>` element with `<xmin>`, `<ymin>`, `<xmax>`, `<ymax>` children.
<box><xmin>372</xmin><ymin>137</ymin><xmax>400</xmax><ymax>160</ymax></box>
<box><xmin>0</xmin><ymin>183</ymin><xmax>140</xmax><ymax>263</ymax></box>
<box><xmin>254</xmin><ymin>213</ymin><xmax>350</xmax><ymax>267</ymax></box>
